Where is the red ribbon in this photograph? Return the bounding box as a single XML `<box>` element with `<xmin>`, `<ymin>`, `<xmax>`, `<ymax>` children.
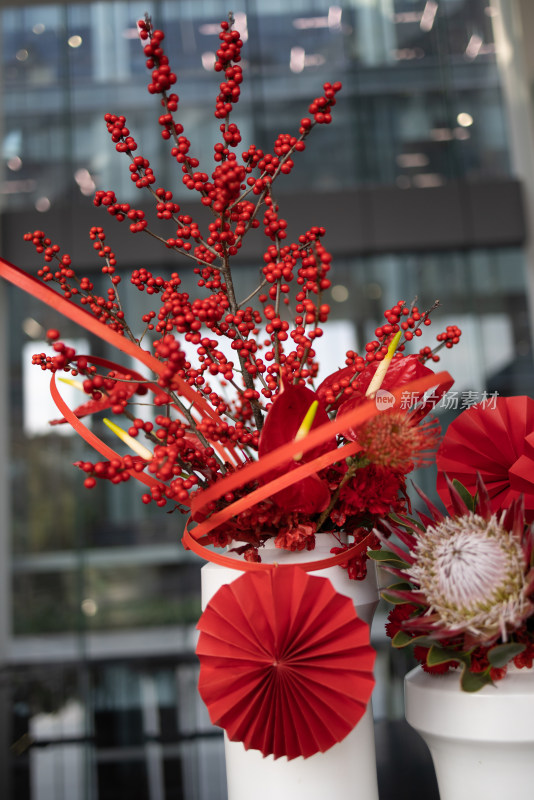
<box><xmin>0</xmin><ymin>256</ymin><xmax>454</xmax><ymax>571</ymax></box>
<box><xmin>50</xmin><ymin>359</ymin><xmax>171</xmax><ymax>500</ymax></box>
<box><xmin>182</xmin><ymin>521</ymin><xmax>377</xmax><ymax>573</ymax></box>
<box><xmin>0</xmin><ymin>257</ymin><xmax>222</xmax><ymax>422</ymax></box>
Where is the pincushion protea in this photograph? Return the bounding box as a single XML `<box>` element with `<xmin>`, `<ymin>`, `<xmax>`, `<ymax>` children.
<box><xmin>371</xmin><ymin>475</ymin><xmax>534</xmax><ymax>691</ymax></box>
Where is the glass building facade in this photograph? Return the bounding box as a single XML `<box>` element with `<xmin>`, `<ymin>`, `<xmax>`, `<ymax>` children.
<box><xmin>1</xmin><ymin>0</ymin><xmax>513</xmax><ymax>205</ymax></box>
<box><xmin>0</xmin><ymin>1</ymin><xmax>532</xmax><ymax>798</ymax></box>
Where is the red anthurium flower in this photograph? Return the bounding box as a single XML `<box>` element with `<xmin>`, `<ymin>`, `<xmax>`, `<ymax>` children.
<box><xmin>318</xmin><ymin>354</ymin><xmax>435</xmax><ymax>410</ymax></box>
<box><xmin>259</xmin><ymin>385</ymin><xmax>335</xmax><ymax>461</ymax></box>
<box><xmin>258</xmin><ymin>384</ymin><xmax>335</xmax><ymax>513</ymax></box>
<box><xmin>331</xmin><ymin>355</ymin><xmax>443</xmax><ymax>441</ymax></box>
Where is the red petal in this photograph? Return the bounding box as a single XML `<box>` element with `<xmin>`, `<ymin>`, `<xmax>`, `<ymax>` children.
<box><xmin>271</xmin><ymin>472</ymin><xmax>331</xmax><ymax>514</ymax></box>
<box><xmin>258</xmin><ymin>387</ymin><xmax>334</xmax><ymax>513</ymax></box>
<box><xmin>259</xmin><ymin>384</ymin><xmax>334</xmax><ymax>461</ymax></box>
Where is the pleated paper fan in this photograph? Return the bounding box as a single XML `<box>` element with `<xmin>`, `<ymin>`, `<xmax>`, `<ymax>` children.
<box><xmin>436</xmin><ymin>396</ymin><xmax>534</xmax><ymax>518</ymax></box>
<box><xmin>196</xmin><ymin>567</ymin><xmax>375</xmax><ymax>760</ymax></box>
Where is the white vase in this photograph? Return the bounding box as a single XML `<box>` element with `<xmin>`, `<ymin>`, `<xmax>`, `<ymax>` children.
<box><xmin>405</xmin><ymin>664</ymin><xmax>534</xmax><ymax>800</ymax></box>
<box><xmin>200</xmin><ymin>533</ymin><xmax>380</xmax><ymax>800</ymax></box>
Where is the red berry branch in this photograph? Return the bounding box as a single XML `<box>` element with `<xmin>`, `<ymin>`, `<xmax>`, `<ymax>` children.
<box><xmin>22</xmin><ymin>14</ymin><xmax>461</xmax><ymax>573</ymax></box>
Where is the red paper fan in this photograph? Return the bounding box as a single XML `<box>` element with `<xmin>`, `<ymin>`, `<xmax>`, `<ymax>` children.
<box><xmin>196</xmin><ymin>568</ymin><xmax>375</xmax><ymax>760</ymax></box>
<box><xmin>436</xmin><ymin>396</ymin><xmax>534</xmax><ymax>519</ymax></box>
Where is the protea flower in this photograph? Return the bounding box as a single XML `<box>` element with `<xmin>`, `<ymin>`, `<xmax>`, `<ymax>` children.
<box><xmin>374</xmin><ymin>475</ymin><xmax>534</xmax><ymax>686</ymax></box>
<box><xmin>356</xmin><ymin>409</ymin><xmax>440</xmax><ymax>473</ymax></box>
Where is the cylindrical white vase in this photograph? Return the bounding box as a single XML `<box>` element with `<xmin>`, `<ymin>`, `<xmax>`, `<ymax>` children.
<box><xmin>405</xmin><ymin>664</ymin><xmax>534</xmax><ymax>800</ymax></box>
<box><xmin>200</xmin><ymin>534</ymin><xmax>380</xmax><ymax>800</ymax></box>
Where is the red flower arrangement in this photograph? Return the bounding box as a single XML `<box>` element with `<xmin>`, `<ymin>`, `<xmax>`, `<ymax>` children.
<box><xmin>1</xmin><ymin>14</ymin><xmax>458</xmax><ymax>576</ymax></box>
<box><xmin>374</xmin><ymin>398</ymin><xmax>534</xmax><ymax>691</ymax></box>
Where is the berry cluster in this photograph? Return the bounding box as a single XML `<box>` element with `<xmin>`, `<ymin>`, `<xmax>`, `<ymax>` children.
<box><xmin>24</xmin><ymin>230</ymin><xmax>129</xmax><ymax>334</ymax></box>
<box><xmin>32</xmin><ymin>341</ymin><xmax>78</xmax><ymax>373</ymax></box>
<box><xmin>214</xmin><ymin>21</ymin><xmax>243</xmax><ymax>122</ymax></box>
<box><xmin>436</xmin><ymin>324</ymin><xmax>462</xmax><ymax>348</ymax></box>
<box><xmin>138</xmin><ymin>18</ymin><xmax>177</xmax><ymax>97</ymax></box>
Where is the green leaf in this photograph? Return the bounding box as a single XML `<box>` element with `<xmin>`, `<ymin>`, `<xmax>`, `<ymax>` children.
<box><xmin>451</xmin><ymin>479</ymin><xmax>476</xmax><ymax>511</ymax></box>
<box><xmin>381</xmin><ymin>589</ymin><xmax>412</xmax><ymax>605</ymax></box>
<box><xmin>385</xmin><ymin>580</ymin><xmax>412</xmax><ymax>591</ymax></box>
<box><xmin>460</xmin><ymin>667</ymin><xmax>492</xmax><ymax>693</ymax></box>
<box><xmin>388</xmin><ymin>512</ymin><xmax>425</xmax><ymax>532</ymax></box>
<box><xmin>487</xmin><ymin>642</ymin><xmax>526</xmax><ymax>668</ymax></box>
<box><xmin>411</xmin><ymin>635</ymin><xmax>442</xmax><ymax>648</ymax></box>
<box><xmin>390</xmin><ymin>631</ymin><xmax>436</xmax><ymax>649</ymax></box>
<box><xmin>380</xmin><ymin>581</ymin><xmax>414</xmax><ymax>605</ymax></box>
<box><xmin>367</xmin><ymin>548</ymin><xmax>397</xmax><ymax>561</ymax></box>
<box><xmin>391</xmin><ymin>630</ymin><xmax>414</xmax><ymax>648</ymax></box>
<box><xmin>426</xmin><ymin>644</ymin><xmax>464</xmax><ymax>667</ymax></box>
<box><xmin>367</xmin><ymin>549</ymin><xmax>409</xmax><ymax>568</ymax></box>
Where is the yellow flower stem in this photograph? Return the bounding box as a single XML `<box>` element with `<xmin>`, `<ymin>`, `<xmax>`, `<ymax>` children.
<box><xmin>365</xmin><ymin>330</ymin><xmax>402</xmax><ymax>398</ymax></box>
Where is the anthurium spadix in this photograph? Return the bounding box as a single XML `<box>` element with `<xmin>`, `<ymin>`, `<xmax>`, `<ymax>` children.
<box><xmin>103</xmin><ymin>417</ymin><xmax>153</xmax><ymax>461</ymax></box>
<box><xmin>365</xmin><ymin>330</ymin><xmax>402</xmax><ymax>398</ymax></box>
<box><xmin>258</xmin><ymin>385</ymin><xmax>335</xmax><ymax>513</ymax></box>
<box><xmin>58</xmin><ymin>376</ymin><xmax>85</xmax><ymax>391</ymax></box>
<box><xmin>294</xmin><ymin>400</ymin><xmax>319</xmax><ymax>462</ymax></box>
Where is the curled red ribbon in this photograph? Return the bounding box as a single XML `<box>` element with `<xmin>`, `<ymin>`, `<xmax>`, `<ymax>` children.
<box><xmin>0</xmin><ymin>257</ymin><xmax>221</xmax><ymax>422</ymax></box>
<box><xmin>0</xmin><ymin>256</ymin><xmax>453</xmax><ymax>571</ymax></box>
<box><xmin>49</xmin><ymin>359</ymin><xmax>174</xmax><ymax>501</ymax></box>
<box><xmin>182</xmin><ymin>520</ymin><xmax>377</xmax><ymax>573</ymax></box>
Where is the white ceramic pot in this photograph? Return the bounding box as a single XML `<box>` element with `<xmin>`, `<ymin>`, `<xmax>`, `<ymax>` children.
<box><xmin>200</xmin><ymin>533</ymin><xmax>380</xmax><ymax>800</ymax></box>
<box><xmin>405</xmin><ymin>664</ymin><xmax>534</xmax><ymax>800</ymax></box>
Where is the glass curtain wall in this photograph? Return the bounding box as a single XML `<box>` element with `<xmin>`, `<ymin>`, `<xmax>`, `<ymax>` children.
<box><xmin>0</xmin><ymin>2</ymin><xmax>531</xmax><ymax>799</ymax></box>
<box><xmin>2</xmin><ymin>0</ymin><xmax>509</xmax><ymax>210</ymax></box>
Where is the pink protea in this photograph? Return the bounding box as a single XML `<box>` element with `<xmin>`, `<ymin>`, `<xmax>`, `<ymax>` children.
<box><xmin>377</xmin><ymin>476</ymin><xmax>534</xmax><ymax>649</ymax></box>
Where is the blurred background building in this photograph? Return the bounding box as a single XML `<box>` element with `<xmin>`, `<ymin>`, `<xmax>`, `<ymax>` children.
<box><xmin>0</xmin><ymin>0</ymin><xmax>533</xmax><ymax>797</ymax></box>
